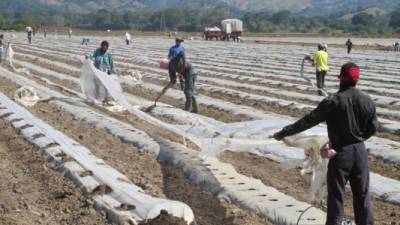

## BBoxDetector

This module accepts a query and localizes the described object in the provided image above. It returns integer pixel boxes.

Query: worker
[27,28,33,44]
[177,59,199,113]
[346,39,353,54]
[68,29,72,38]
[273,62,378,225]
[44,28,47,38]
[0,34,3,63]
[90,41,115,74]
[311,43,329,96]
[125,32,131,45]
[82,38,89,45]
[395,42,399,52]
[90,41,115,104]
[168,37,186,88]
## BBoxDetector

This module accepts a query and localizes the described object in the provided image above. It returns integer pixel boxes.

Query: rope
[296,206,314,225]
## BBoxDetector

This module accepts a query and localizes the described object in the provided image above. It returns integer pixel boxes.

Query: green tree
[351,12,374,26]
[389,8,400,28]
[0,15,4,28]
[270,10,292,28]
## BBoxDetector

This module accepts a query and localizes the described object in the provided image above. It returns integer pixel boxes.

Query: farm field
[0,33,400,225]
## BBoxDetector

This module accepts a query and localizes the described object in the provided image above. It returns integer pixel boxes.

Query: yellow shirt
[314,50,329,72]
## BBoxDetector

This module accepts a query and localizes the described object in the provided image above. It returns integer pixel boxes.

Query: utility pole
[160,10,166,32]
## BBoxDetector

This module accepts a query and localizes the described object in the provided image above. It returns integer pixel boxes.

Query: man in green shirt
[312,43,329,96]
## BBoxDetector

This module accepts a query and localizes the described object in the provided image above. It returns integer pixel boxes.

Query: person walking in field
[27,27,33,44]
[125,32,131,45]
[0,34,4,63]
[89,41,116,104]
[68,29,72,38]
[346,39,353,54]
[44,28,47,38]
[176,59,199,113]
[168,37,186,89]
[310,43,329,96]
[273,62,378,225]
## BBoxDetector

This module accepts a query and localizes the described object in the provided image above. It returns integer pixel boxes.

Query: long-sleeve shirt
[168,44,186,73]
[277,86,379,149]
[90,48,115,74]
[168,44,185,61]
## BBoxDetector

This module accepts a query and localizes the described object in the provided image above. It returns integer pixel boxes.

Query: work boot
[184,96,192,111]
[191,97,199,113]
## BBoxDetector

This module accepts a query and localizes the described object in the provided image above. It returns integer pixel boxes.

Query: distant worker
[177,59,199,113]
[82,38,90,45]
[89,41,115,104]
[311,43,329,96]
[27,27,33,44]
[346,39,353,54]
[44,28,47,38]
[125,32,131,45]
[0,34,3,63]
[68,29,72,38]
[394,42,399,52]
[168,37,186,88]
[273,62,378,225]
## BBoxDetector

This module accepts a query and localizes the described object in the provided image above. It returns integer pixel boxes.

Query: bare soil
[0,76,272,225]
[0,119,110,225]
[219,151,400,225]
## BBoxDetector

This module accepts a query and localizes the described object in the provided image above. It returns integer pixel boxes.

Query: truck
[221,19,243,42]
[203,27,222,40]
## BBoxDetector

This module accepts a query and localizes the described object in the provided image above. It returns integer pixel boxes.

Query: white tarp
[14,86,40,107]
[221,19,243,32]
[80,60,123,103]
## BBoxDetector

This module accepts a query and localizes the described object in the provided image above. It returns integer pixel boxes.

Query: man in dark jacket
[273,62,378,225]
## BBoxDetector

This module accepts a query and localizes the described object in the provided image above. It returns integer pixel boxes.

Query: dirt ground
[0,119,110,225]
[219,151,400,225]
[0,76,272,225]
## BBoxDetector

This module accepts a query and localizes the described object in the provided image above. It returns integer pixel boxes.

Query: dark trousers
[184,73,197,111]
[347,46,352,54]
[326,142,374,225]
[316,70,327,96]
[168,56,184,89]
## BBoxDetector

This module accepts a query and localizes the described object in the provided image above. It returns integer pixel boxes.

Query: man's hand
[272,132,284,141]
[320,142,337,159]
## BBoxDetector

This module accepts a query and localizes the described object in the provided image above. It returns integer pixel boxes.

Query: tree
[270,10,292,28]
[0,15,4,28]
[389,8,400,28]
[351,12,374,26]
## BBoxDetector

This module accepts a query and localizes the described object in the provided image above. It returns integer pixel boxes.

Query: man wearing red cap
[273,62,379,225]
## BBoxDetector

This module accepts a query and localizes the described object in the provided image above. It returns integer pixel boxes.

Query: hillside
[0,0,397,16]
[339,7,389,20]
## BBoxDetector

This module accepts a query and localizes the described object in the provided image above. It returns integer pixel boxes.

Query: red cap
[338,62,360,85]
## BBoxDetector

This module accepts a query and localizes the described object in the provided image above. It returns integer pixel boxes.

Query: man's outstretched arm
[273,98,332,140]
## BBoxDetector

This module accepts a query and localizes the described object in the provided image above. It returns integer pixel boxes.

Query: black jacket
[278,85,379,149]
